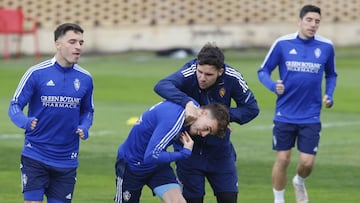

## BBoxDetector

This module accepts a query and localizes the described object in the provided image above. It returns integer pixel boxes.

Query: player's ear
[55,40,61,50]
[218,68,224,76]
[199,109,208,116]
[297,17,302,26]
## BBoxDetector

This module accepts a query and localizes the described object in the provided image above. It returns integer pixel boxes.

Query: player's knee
[161,188,186,203]
[275,155,291,167]
[300,160,314,170]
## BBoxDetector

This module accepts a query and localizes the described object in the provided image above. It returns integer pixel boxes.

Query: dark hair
[197,42,225,70]
[54,23,84,41]
[299,5,321,19]
[202,103,230,138]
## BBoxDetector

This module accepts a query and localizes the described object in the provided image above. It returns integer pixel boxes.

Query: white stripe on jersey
[260,32,297,69]
[225,67,249,92]
[152,111,185,159]
[12,58,55,101]
[74,64,92,76]
[314,34,333,45]
[181,64,196,77]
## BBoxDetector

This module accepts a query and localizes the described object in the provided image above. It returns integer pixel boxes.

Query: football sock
[273,188,285,203]
[293,174,305,185]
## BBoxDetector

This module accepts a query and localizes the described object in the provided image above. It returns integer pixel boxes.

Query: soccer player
[114,101,230,203]
[8,23,94,203]
[257,5,337,203]
[154,43,259,203]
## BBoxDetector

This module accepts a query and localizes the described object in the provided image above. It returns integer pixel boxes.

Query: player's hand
[30,118,38,130]
[76,127,89,140]
[323,94,333,108]
[179,131,194,151]
[275,80,285,95]
[185,101,198,124]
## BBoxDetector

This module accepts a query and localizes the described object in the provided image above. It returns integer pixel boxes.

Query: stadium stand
[0,0,359,55]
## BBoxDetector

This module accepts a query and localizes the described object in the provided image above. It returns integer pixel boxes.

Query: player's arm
[8,70,37,131]
[257,41,282,93]
[8,103,37,130]
[323,45,338,108]
[154,59,197,108]
[77,79,94,140]
[230,79,260,125]
[143,117,191,164]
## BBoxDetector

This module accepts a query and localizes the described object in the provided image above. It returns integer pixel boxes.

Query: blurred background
[1,0,360,57]
[1,1,360,202]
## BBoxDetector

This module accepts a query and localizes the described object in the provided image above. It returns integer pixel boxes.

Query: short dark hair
[299,5,321,19]
[54,23,84,41]
[202,103,230,138]
[197,42,225,70]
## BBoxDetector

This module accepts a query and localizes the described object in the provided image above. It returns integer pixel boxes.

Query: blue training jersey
[8,57,94,168]
[117,101,192,172]
[154,59,259,146]
[258,32,337,123]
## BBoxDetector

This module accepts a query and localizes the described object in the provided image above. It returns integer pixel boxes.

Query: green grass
[1,47,359,203]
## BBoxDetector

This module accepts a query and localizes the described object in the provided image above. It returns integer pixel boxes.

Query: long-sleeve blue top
[258,32,337,123]
[8,57,94,168]
[154,60,259,146]
[117,101,193,172]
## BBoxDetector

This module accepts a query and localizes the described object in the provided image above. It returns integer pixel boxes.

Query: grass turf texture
[0,47,359,202]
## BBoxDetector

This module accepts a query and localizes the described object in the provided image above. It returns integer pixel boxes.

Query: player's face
[196,64,223,90]
[55,30,84,67]
[298,12,321,39]
[188,109,218,137]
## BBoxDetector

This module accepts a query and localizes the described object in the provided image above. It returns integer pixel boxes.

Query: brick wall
[1,0,359,54]
[1,0,359,27]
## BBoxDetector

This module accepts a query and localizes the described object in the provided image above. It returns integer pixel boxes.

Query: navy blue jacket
[154,59,259,146]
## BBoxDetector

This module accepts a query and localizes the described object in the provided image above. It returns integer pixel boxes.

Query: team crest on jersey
[74,78,80,91]
[314,48,321,58]
[123,190,131,201]
[219,87,226,98]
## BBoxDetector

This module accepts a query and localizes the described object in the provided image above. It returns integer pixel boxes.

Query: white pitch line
[0,130,117,140]
[249,120,360,130]
[0,121,359,140]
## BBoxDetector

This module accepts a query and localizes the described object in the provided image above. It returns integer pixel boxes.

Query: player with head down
[114,101,230,203]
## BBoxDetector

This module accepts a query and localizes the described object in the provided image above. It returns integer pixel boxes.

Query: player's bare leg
[292,152,315,203]
[272,150,291,203]
[296,152,315,178]
[162,188,186,203]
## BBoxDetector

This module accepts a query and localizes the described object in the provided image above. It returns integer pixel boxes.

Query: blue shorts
[114,159,180,203]
[20,155,77,202]
[272,121,321,155]
[176,142,238,199]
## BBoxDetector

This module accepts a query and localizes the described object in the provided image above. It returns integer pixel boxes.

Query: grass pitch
[0,47,359,202]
